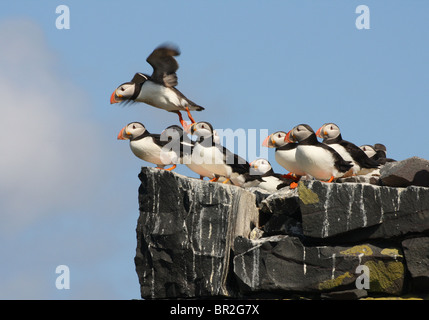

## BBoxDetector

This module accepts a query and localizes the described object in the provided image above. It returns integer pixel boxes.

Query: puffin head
[359,145,377,158]
[286,124,315,143]
[110,73,148,104]
[189,121,214,138]
[160,125,185,143]
[250,158,272,175]
[117,122,147,140]
[110,82,137,104]
[262,131,288,148]
[316,123,341,141]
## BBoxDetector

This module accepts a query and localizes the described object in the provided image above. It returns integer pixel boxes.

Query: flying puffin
[244,158,295,191]
[159,124,217,179]
[286,124,353,182]
[262,131,306,180]
[360,144,396,165]
[110,44,204,129]
[189,121,250,186]
[316,123,379,175]
[117,122,177,170]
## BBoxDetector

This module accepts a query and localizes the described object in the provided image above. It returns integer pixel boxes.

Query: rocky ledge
[134,157,429,299]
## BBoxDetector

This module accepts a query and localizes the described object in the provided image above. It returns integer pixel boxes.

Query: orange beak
[262,135,271,147]
[285,130,292,143]
[117,126,128,140]
[110,91,119,104]
[315,126,323,138]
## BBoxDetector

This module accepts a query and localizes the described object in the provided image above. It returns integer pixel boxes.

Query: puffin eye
[132,125,136,129]
[277,134,281,138]
[120,87,125,91]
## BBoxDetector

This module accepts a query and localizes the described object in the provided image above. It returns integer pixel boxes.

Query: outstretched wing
[146,44,180,87]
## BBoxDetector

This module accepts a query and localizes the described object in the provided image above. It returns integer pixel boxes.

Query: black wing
[150,134,171,148]
[339,140,379,169]
[276,143,298,151]
[146,44,180,87]
[319,142,353,173]
[218,145,250,175]
[130,72,149,83]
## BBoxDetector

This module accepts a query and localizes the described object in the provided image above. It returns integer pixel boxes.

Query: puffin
[110,44,204,129]
[159,124,217,179]
[244,158,295,191]
[262,131,305,180]
[189,121,250,186]
[159,124,193,168]
[316,123,379,175]
[285,124,353,182]
[117,122,176,170]
[360,144,396,165]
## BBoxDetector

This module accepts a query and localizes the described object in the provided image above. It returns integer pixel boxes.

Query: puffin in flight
[110,44,204,129]
[316,123,379,175]
[286,124,353,182]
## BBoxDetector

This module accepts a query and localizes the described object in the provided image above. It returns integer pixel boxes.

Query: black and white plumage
[286,124,353,182]
[262,131,306,178]
[159,124,193,166]
[316,123,379,175]
[160,125,217,179]
[360,144,396,165]
[190,121,250,186]
[117,122,176,170]
[243,158,293,191]
[110,44,204,128]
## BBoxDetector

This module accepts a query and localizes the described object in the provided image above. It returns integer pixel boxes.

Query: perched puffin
[360,144,396,165]
[159,124,193,166]
[244,158,295,191]
[262,131,305,180]
[286,124,353,182]
[316,123,379,175]
[160,124,217,179]
[190,121,250,186]
[110,44,204,128]
[117,122,176,170]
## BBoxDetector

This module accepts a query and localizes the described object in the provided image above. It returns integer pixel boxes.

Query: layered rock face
[135,157,429,299]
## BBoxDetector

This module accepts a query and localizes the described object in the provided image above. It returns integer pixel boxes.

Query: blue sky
[0,1,428,299]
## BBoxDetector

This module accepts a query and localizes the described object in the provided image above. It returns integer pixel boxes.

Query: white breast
[275,148,306,176]
[191,143,231,178]
[295,145,340,180]
[258,176,284,192]
[130,137,172,166]
[186,162,216,179]
[137,82,186,111]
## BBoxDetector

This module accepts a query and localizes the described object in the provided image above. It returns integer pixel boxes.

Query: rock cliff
[134,157,429,299]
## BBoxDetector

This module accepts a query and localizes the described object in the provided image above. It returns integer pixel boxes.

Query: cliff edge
[135,157,429,299]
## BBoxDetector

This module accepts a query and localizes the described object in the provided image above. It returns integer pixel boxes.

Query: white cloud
[0,19,105,234]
